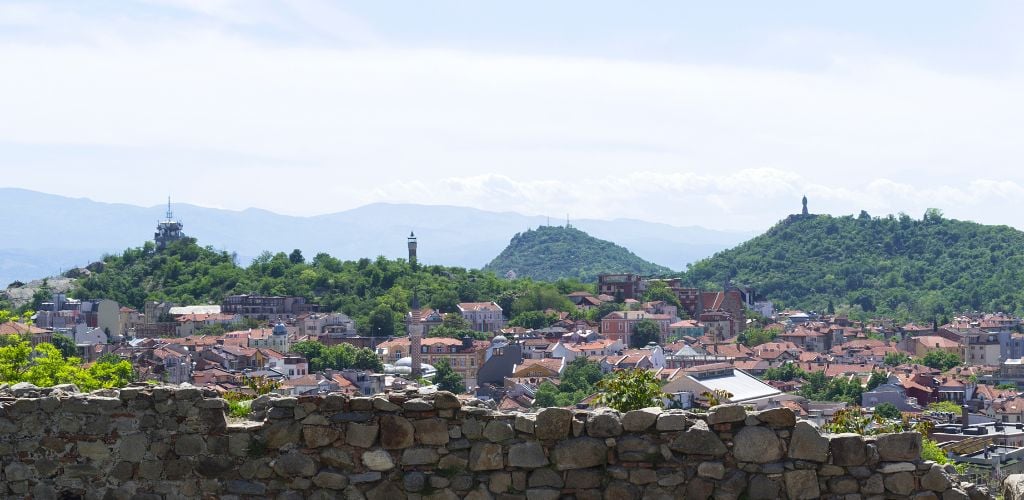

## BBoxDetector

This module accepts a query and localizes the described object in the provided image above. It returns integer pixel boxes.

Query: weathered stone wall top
[0,385,991,499]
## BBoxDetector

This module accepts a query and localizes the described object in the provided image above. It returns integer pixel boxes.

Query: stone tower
[154,197,185,250]
[407,231,417,265]
[802,195,808,215]
[409,292,423,378]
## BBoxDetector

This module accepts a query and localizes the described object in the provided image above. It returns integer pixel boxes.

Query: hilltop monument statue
[802,195,808,215]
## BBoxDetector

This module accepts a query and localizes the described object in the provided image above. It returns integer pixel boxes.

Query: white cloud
[1,2,1023,231]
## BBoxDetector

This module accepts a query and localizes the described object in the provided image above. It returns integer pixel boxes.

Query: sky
[2,1,1024,231]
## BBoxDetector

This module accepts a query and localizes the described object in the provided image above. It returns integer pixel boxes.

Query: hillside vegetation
[69,238,587,335]
[683,210,1024,320]
[483,226,672,282]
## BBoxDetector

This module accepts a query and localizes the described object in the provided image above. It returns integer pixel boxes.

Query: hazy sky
[2,1,1024,231]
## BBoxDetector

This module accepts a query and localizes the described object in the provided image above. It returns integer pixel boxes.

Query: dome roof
[389,357,437,376]
[491,335,508,345]
[272,323,288,335]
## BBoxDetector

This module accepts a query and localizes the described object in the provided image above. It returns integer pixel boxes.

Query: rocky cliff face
[0,383,990,499]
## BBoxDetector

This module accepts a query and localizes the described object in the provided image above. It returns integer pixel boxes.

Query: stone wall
[0,384,991,499]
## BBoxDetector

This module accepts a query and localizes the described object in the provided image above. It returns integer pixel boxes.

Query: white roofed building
[661,362,782,408]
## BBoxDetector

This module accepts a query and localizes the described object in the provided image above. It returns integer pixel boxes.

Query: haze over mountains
[0,188,751,286]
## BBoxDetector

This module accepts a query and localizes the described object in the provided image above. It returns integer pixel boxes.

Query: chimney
[962,405,969,432]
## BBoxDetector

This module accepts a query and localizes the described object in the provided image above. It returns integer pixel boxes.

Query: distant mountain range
[484,226,673,282]
[0,188,752,286]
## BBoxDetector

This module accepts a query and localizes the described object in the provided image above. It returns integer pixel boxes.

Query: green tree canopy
[595,368,665,412]
[630,319,661,348]
[920,350,961,371]
[873,402,901,420]
[432,359,465,394]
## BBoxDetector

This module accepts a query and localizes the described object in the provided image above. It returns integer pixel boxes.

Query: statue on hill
[802,195,808,215]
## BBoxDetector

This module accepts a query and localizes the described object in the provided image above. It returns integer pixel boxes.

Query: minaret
[407,231,418,265]
[409,291,423,378]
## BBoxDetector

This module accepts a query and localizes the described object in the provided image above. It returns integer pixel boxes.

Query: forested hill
[63,238,588,336]
[683,210,1024,320]
[483,226,673,282]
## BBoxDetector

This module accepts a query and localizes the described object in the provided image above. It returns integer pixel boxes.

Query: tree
[701,389,733,407]
[509,311,556,330]
[368,305,397,337]
[642,281,682,309]
[883,352,911,366]
[433,359,465,393]
[928,400,963,414]
[595,302,624,321]
[631,319,661,348]
[763,362,803,381]
[531,358,604,408]
[740,326,779,347]
[533,381,560,408]
[291,340,383,373]
[921,350,961,371]
[288,249,305,265]
[595,369,665,412]
[866,371,889,391]
[874,402,901,420]
[50,333,77,359]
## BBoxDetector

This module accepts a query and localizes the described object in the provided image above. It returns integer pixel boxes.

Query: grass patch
[227,399,252,418]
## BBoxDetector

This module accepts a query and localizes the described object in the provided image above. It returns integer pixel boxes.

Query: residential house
[0,321,53,345]
[600,311,673,346]
[511,358,565,379]
[174,312,240,337]
[566,292,604,311]
[904,335,962,359]
[299,312,356,337]
[861,383,922,412]
[457,302,507,333]
[668,320,705,340]
[279,374,338,396]
[778,326,829,352]
[546,339,623,363]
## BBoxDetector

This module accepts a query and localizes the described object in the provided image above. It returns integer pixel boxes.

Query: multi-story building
[965,330,1003,366]
[597,274,646,301]
[221,295,319,320]
[299,312,356,337]
[456,302,506,333]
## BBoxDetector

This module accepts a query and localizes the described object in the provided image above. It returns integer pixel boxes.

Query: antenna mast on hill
[566,213,571,229]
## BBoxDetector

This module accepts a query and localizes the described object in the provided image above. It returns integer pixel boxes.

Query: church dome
[272,323,288,336]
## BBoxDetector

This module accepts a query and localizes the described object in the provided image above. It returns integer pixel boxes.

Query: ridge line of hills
[0,188,750,286]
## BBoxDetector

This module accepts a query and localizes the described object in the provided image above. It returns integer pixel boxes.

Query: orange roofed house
[600,311,673,346]
[376,336,489,390]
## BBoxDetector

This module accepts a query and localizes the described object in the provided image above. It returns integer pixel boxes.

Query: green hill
[483,226,673,282]
[683,210,1024,320]
[62,237,588,336]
